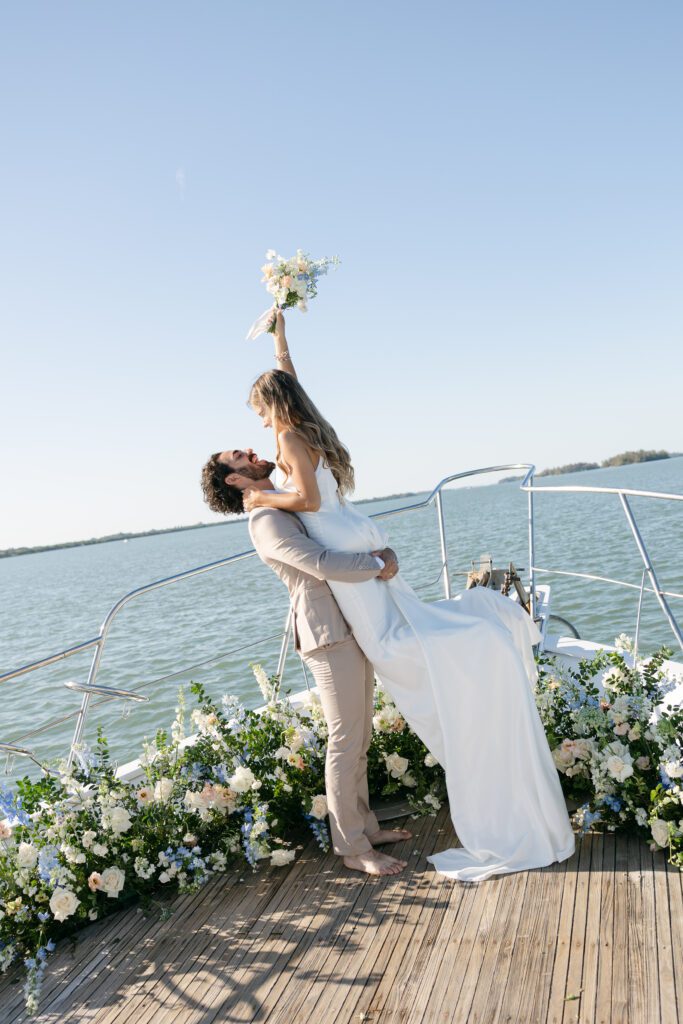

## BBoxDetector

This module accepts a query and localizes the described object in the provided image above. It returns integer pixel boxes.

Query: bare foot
[343,849,407,875]
[366,827,413,845]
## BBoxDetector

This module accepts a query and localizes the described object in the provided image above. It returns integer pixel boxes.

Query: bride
[241,311,575,882]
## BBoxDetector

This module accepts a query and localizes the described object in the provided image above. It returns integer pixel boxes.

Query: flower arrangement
[0,666,437,1013]
[534,635,683,859]
[244,248,341,340]
[1,644,681,1013]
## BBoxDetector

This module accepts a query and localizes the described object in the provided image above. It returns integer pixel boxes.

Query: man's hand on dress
[373,547,399,581]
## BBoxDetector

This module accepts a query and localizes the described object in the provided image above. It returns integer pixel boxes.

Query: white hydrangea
[602,666,629,692]
[16,843,39,869]
[229,766,257,793]
[602,741,634,782]
[101,806,132,835]
[271,848,296,867]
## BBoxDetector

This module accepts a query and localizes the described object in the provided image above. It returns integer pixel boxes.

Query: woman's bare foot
[343,849,407,875]
[366,827,413,845]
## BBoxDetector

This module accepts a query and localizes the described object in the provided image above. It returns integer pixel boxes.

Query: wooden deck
[2,803,682,1024]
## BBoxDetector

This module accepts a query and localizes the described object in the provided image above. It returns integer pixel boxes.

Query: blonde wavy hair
[248,370,355,495]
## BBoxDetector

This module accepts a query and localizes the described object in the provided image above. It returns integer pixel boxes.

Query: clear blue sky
[2,2,681,548]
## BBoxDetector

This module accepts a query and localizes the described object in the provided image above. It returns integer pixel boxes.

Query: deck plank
[546,834,582,1024]
[569,832,603,1024]
[263,807,448,1023]
[595,833,616,1024]
[667,853,683,1023]
[611,829,630,1024]
[1,826,681,1024]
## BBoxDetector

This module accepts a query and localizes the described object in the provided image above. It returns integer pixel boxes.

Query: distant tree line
[499,449,678,483]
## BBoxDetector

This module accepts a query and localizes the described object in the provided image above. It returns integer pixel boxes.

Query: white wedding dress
[278,459,575,882]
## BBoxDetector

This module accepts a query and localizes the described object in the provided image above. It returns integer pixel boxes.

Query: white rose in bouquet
[229,765,257,793]
[100,865,126,897]
[16,842,39,869]
[651,818,670,848]
[102,805,133,834]
[309,794,328,820]
[153,778,175,803]
[49,887,80,922]
[385,752,410,779]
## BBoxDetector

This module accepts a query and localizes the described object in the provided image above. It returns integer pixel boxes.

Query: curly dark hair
[200,452,244,515]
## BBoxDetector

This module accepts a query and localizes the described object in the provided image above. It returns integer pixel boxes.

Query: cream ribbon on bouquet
[245,248,341,341]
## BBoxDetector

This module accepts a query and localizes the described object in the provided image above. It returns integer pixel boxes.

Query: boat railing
[518,466,683,660]
[1,461,682,775]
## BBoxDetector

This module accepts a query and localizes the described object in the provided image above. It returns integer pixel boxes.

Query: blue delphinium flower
[305,814,330,851]
[37,846,60,883]
[0,784,32,827]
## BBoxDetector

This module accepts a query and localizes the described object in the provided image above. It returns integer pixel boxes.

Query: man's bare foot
[343,849,407,875]
[366,827,413,845]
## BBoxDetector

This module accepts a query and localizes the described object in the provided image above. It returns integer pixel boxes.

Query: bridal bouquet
[244,248,341,341]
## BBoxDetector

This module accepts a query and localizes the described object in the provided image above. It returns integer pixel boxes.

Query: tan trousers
[302,636,380,856]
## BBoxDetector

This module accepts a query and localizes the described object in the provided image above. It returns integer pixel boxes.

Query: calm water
[1,459,682,785]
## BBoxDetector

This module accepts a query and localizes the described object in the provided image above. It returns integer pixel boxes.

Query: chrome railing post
[274,608,293,693]
[435,490,452,599]
[527,468,536,620]
[633,569,647,664]
[66,639,105,770]
[618,493,683,653]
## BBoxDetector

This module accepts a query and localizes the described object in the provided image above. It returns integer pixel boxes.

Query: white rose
[402,772,418,788]
[229,766,256,793]
[153,778,175,803]
[49,887,80,922]
[424,753,439,768]
[384,753,409,778]
[102,806,132,835]
[92,842,108,857]
[651,818,670,848]
[664,760,683,779]
[605,755,633,783]
[309,795,328,820]
[81,830,97,849]
[271,848,296,867]
[100,866,126,897]
[16,842,39,869]
[0,821,12,840]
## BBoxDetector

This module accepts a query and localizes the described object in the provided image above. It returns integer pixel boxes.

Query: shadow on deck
[1,803,681,1024]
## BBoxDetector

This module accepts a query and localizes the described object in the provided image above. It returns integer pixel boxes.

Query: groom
[201,447,412,876]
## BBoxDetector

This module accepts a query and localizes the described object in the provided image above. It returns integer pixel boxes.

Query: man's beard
[239,460,276,481]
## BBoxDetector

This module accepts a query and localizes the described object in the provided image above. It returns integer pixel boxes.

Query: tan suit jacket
[248,506,382,655]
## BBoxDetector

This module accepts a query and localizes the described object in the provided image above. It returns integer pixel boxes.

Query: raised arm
[243,430,321,513]
[272,310,298,380]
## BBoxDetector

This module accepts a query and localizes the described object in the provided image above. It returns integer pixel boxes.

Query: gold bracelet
[276,349,290,361]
